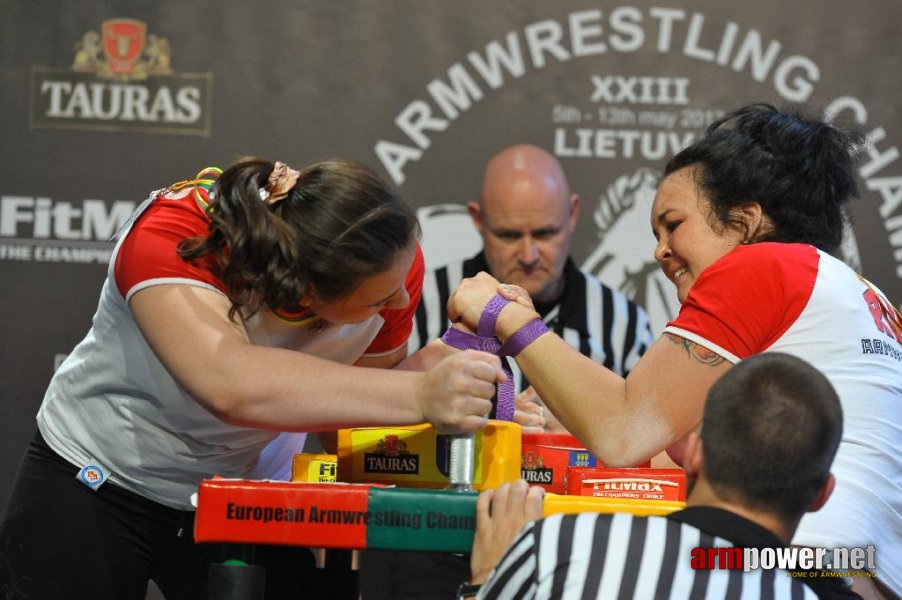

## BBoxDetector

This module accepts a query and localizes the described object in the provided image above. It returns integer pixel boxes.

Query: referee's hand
[469,480,545,585]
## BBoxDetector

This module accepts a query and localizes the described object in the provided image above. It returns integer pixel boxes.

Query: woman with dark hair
[0,158,503,599]
[449,104,901,597]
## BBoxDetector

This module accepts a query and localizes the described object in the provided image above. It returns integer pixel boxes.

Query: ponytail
[178,158,417,320]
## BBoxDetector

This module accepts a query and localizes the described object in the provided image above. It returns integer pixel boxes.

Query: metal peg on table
[447,432,476,492]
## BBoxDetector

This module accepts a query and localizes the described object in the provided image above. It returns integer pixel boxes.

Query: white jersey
[665,242,902,595]
[38,182,423,510]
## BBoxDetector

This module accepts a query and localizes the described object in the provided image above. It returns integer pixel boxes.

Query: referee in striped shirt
[467,353,859,599]
[409,144,655,431]
[359,145,656,599]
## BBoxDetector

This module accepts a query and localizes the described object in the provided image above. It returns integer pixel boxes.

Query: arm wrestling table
[194,421,686,598]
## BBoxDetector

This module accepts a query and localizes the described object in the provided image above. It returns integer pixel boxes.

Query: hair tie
[261,161,300,206]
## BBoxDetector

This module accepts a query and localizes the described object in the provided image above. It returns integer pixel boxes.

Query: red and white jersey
[38,184,424,510]
[666,242,902,593]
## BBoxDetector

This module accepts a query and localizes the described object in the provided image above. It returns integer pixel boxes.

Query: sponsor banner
[29,19,212,135]
[194,479,371,549]
[195,478,479,552]
[0,195,137,264]
[194,477,684,552]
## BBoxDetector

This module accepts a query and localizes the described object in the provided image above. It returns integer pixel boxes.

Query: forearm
[191,343,429,431]
[446,276,703,463]
[512,336,646,464]
[131,284,438,432]
[495,302,664,466]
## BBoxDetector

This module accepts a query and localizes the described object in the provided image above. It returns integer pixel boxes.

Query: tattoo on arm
[664,333,725,366]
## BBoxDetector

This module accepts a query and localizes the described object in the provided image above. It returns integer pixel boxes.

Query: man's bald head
[481,144,572,211]
[469,145,579,304]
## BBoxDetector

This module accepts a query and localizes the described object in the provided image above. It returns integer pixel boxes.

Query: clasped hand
[447,272,535,332]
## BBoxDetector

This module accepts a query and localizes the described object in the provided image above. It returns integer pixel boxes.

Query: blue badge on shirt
[76,463,110,491]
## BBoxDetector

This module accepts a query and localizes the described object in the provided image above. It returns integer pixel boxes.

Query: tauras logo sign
[30,18,212,135]
[364,435,420,475]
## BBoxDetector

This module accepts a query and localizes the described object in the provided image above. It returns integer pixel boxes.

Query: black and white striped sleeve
[477,512,820,600]
[477,521,540,599]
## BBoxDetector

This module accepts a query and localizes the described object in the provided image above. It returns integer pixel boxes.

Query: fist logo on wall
[581,168,679,332]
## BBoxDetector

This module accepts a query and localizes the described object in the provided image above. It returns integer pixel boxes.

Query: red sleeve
[114,194,227,299]
[365,243,425,355]
[665,243,819,361]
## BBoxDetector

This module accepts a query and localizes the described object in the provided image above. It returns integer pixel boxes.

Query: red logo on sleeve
[862,287,902,342]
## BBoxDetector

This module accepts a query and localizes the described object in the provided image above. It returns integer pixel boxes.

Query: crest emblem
[103,19,146,75]
[72,18,172,81]
[521,450,543,469]
[375,434,409,457]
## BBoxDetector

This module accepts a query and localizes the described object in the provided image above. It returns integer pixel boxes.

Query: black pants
[0,431,321,600]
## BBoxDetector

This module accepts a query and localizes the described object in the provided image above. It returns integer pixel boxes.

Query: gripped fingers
[460,349,507,383]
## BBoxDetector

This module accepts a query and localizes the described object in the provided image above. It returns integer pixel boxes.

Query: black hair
[664,103,865,253]
[178,158,419,319]
[700,352,843,522]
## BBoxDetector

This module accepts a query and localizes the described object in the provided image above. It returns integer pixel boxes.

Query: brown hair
[178,158,419,319]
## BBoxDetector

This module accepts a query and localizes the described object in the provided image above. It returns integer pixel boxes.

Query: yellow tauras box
[337,421,521,490]
[291,453,338,483]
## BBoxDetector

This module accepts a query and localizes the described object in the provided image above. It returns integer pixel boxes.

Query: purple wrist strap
[440,326,514,421]
[440,327,501,355]
[499,318,550,357]
[439,294,548,422]
[477,294,510,337]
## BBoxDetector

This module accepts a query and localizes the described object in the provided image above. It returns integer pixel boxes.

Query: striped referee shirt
[410,253,656,389]
[478,507,858,600]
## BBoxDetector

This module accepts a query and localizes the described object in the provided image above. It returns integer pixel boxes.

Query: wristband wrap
[477,294,511,337]
[499,318,550,357]
[440,327,501,355]
[438,293,524,422]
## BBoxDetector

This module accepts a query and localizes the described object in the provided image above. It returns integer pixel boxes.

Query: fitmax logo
[0,196,135,241]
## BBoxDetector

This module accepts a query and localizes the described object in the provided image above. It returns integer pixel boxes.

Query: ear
[567,194,580,231]
[682,431,704,480]
[467,200,484,234]
[734,202,765,243]
[806,474,835,513]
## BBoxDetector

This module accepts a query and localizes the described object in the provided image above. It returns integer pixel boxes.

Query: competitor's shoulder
[696,242,819,293]
[115,186,219,298]
[136,186,210,234]
[717,241,818,268]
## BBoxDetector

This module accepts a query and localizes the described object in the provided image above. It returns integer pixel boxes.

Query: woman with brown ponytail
[0,158,504,599]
